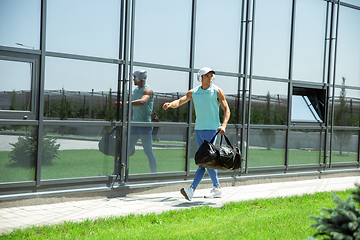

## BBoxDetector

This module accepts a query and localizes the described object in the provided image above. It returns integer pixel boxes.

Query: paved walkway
[1,176,360,234]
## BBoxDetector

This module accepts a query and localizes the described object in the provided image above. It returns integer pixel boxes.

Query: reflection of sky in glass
[342,0,360,6]
[292,0,326,82]
[194,0,242,72]
[0,0,41,49]
[44,57,118,92]
[0,59,31,91]
[252,0,292,78]
[46,0,120,58]
[0,1,359,95]
[336,6,360,87]
[291,95,321,122]
[133,0,192,67]
[252,79,288,96]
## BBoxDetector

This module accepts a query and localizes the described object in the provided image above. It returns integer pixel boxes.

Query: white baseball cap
[197,67,215,82]
[133,70,147,82]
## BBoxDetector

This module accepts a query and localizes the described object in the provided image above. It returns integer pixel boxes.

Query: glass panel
[42,125,115,179]
[342,1,360,7]
[0,59,32,111]
[46,0,120,58]
[335,6,360,87]
[44,57,118,121]
[331,130,358,162]
[0,125,36,183]
[291,96,322,123]
[251,80,288,125]
[133,0,192,67]
[289,130,322,165]
[248,129,286,167]
[292,0,327,82]
[129,126,187,174]
[332,86,360,127]
[0,0,41,49]
[139,68,189,123]
[252,0,292,78]
[194,0,243,72]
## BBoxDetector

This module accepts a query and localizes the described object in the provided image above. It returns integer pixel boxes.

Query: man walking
[162,67,230,200]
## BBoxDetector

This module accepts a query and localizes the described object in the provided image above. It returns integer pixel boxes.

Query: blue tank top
[192,84,220,130]
[132,85,153,122]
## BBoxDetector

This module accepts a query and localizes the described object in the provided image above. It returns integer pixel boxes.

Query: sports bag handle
[212,130,234,148]
[209,130,221,144]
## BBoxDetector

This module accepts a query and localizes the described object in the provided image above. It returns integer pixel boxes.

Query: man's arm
[116,88,152,107]
[131,88,153,107]
[162,89,193,110]
[217,88,230,135]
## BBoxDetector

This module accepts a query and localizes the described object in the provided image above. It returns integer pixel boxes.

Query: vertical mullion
[35,0,47,187]
[123,0,134,182]
[237,0,246,174]
[185,0,197,176]
[285,0,296,170]
[242,0,253,174]
[329,0,341,168]
[328,0,340,168]
[115,0,125,180]
[323,2,330,168]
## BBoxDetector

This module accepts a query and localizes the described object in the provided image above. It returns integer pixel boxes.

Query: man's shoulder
[192,85,202,93]
[212,84,220,90]
[143,85,153,93]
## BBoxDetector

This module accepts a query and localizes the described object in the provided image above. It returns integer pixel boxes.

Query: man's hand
[162,102,171,110]
[114,101,122,107]
[217,126,226,135]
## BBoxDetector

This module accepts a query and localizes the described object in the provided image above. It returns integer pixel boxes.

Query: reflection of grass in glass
[0,148,357,183]
[128,149,185,174]
[328,151,358,163]
[0,149,186,182]
[288,149,320,165]
[240,148,357,167]
[0,151,35,182]
[248,148,286,167]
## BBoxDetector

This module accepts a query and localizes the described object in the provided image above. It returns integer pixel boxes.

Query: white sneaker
[204,188,222,198]
[180,188,194,201]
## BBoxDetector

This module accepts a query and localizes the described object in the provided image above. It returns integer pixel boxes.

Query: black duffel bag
[98,128,117,156]
[195,131,241,171]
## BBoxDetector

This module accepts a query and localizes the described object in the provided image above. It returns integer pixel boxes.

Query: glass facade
[0,0,359,197]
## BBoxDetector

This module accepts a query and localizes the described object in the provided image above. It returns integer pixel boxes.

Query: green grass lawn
[247,148,358,167]
[0,189,354,239]
[0,147,357,183]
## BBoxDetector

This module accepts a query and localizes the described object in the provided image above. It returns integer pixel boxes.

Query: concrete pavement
[1,175,360,235]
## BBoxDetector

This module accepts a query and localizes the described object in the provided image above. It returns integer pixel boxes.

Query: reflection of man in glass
[116,70,157,173]
[151,111,160,141]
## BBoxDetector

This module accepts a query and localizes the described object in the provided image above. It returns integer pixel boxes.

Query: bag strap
[210,130,220,144]
[223,134,233,147]
[110,127,117,134]
[217,131,235,147]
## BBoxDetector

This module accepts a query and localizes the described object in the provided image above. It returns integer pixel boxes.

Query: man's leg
[139,127,157,173]
[190,130,219,190]
[128,127,140,156]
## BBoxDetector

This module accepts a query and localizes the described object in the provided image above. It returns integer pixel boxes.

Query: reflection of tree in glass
[59,88,68,135]
[104,88,116,122]
[333,77,353,156]
[259,92,276,150]
[9,90,18,110]
[9,128,60,167]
